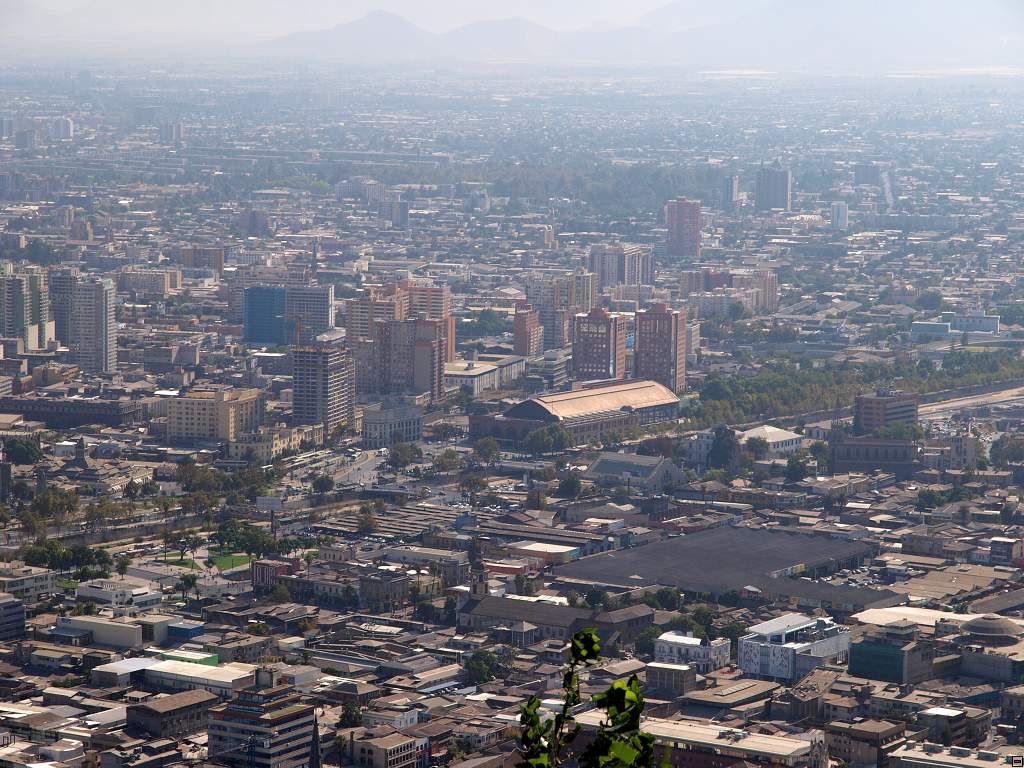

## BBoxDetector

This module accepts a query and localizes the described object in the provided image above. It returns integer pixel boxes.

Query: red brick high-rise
[573,307,626,382]
[634,303,687,393]
[513,305,544,357]
[665,197,701,260]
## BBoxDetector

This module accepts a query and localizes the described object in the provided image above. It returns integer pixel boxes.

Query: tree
[728,301,748,321]
[311,475,334,495]
[517,628,652,768]
[785,455,809,483]
[4,438,42,465]
[432,449,461,473]
[585,588,609,608]
[718,622,749,657]
[340,701,362,727]
[526,489,547,510]
[707,426,740,471]
[524,423,574,457]
[633,626,661,656]
[745,436,770,460]
[459,473,487,496]
[809,441,829,467]
[387,442,422,470]
[473,437,501,465]
[124,481,140,503]
[270,582,292,603]
[116,555,131,579]
[654,587,680,611]
[178,573,198,601]
[557,474,583,499]
[915,291,945,311]
[466,649,498,683]
[356,506,378,535]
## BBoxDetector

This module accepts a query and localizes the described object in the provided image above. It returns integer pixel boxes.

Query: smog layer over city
[0,3,1024,768]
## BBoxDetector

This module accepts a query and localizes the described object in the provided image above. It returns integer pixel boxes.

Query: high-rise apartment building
[680,267,779,314]
[48,266,79,345]
[344,283,410,343]
[831,200,849,230]
[634,303,687,393]
[665,197,702,260]
[68,276,116,373]
[525,270,597,350]
[755,160,792,211]
[292,344,355,439]
[345,279,454,364]
[571,269,597,313]
[354,318,446,402]
[721,174,740,210]
[573,307,626,382]
[0,266,53,349]
[406,280,455,362]
[513,305,544,357]
[586,244,654,290]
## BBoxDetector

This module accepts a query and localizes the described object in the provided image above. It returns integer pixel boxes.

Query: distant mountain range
[0,0,1022,72]
[267,1,1024,72]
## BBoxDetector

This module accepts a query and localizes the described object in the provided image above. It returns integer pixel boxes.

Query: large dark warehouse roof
[552,526,899,609]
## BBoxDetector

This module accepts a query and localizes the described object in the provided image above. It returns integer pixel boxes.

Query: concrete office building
[283,284,334,343]
[738,613,851,682]
[573,307,626,381]
[167,388,263,445]
[208,668,315,768]
[0,593,24,639]
[292,344,355,438]
[634,303,687,393]
[243,286,288,344]
[0,561,54,603]
[361,402,423,448]
[586,243,654,290]
[854,389,920,434]
[755,160,792,211]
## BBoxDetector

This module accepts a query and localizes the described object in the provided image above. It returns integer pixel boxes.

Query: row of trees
[690,349,1024,428]
[22,539,117,580]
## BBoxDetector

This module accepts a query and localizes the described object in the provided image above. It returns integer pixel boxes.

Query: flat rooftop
[554,526,876,596]
[576,711,811,759]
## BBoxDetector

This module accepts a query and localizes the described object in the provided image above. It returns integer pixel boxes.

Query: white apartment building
[654,630,731,674]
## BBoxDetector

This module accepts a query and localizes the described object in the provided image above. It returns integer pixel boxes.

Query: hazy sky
[12,0,674,38]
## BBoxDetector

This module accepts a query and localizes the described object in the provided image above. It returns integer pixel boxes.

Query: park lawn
[55,577,78,590]
[213,553,251,570]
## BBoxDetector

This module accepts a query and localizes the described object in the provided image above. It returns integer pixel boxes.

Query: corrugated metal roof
[526,380,678,420]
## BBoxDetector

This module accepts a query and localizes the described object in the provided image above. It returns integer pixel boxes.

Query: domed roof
[962,614,1023,639]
